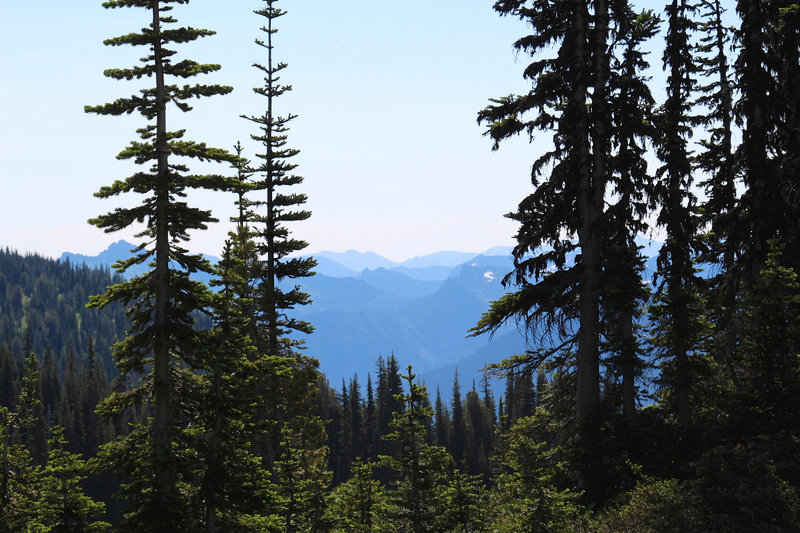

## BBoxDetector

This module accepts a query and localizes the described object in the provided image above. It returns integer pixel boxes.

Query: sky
[0,0,542,263]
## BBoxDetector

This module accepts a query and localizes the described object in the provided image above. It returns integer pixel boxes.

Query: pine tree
[349,375,364,460]
[376,355,404,459]
[695,0,737,265]
[33,425,110,532]
[326,459,385,532]
[601,5,659,426]
[487,417,581,533]
[437,469,486,532]
[193,237,277,532]
[238,1,325,487]
[243,0,316,357]
[434,388,450,450]
[380,366,451,533]
[0,352,44,530]
[474,2,612,496]
[729,239,800,438]
[81,337,109,460]
[364,374,377,460]
[275,423,332,532]
[85,0,234,527]
[733,0,800,280]
[650,0,706,432]
[59,348,85,455]
[450,370,467,466]
[692,0,741,429]
[465,388,492,478]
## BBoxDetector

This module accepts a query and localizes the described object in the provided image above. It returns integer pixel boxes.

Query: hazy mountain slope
[359,268,443,298]
[389,265,453,281]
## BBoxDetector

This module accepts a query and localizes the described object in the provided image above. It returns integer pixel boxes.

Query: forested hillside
[0,248,126,376]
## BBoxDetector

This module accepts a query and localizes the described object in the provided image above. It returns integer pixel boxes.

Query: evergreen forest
[2,0,800,531]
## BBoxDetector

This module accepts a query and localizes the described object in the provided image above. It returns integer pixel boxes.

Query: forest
[1,0,800,530]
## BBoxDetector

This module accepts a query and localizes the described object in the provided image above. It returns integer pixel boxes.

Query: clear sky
[1,0,543,263]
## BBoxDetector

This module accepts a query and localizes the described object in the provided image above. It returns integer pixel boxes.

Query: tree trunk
[622,305,637,426]
[151,0,177,509]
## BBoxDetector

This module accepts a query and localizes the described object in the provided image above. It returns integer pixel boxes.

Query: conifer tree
[601,5,659,426]
[33,425,110,532]
[193,238,278,532]
[695,0,736,265]
[243,0,316,357]
[650,0,705,432]
[729,240,800,438]
[238,0,325,484]
[376,355,403,459]
[81,337,109,460]
[0,343,16,409]
[59,348,85,455]
[364,375,377,459]
[434,388,450,450]
[349,375,364,459]
[474,4,610,494]
[733,0,800,279]
[274,423,332,532]
[438,469,486,532]
[326,459,385,532]
[85,0,234,527]
[0,353,44,530]
[380,366,451,532]
[487,417,581,532]
[450,370,467,466]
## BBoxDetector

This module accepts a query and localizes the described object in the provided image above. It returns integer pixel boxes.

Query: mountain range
[59,238,668,396]
[59,242,523,395]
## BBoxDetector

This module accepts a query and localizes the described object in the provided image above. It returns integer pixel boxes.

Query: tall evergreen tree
[326,459,385,532]
[237,1,326,486]
[695,0,737,263]
[650,0,705,432]
[243,0,316,357]
[450,370,467,466]
[85,0,234,527]
[733,0,800,280]
[193,237,277,532]
[434,388,450,450]
[474,2,613,496]
[601,5,659,426]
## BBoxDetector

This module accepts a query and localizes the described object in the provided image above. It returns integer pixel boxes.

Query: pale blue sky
[1,1,737,263]
[1,0,539,262]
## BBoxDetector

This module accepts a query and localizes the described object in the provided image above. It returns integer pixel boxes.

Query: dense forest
[2,0,800,530]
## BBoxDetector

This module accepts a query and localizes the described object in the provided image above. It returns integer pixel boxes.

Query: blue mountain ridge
[58,238,669,398]
[59,241,526,394]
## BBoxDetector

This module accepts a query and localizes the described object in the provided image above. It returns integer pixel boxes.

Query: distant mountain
[313,249,490,277]
[312,256,359,278]
[390,265,453,281]
[61,240,219,284]
[399,251,479,269]
[291,253,527,388]
[359,268,442,298]
[61,240,137,271]
[482,245,514,257]
[57,239,664,397]
[314,250,397,272]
